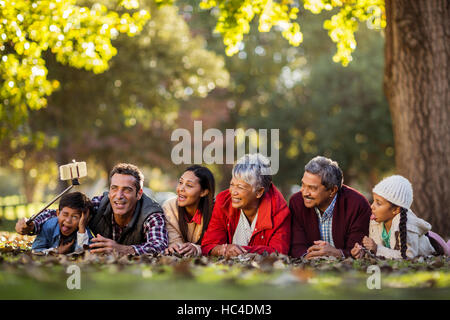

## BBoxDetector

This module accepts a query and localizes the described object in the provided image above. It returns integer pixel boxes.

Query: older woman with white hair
[201,153,291,257]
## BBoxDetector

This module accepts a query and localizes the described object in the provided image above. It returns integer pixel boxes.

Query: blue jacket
[31,216,93,253]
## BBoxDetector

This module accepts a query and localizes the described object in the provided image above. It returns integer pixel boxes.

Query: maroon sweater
[289,185,371,258]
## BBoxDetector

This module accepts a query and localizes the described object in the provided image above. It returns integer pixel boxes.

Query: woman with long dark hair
[163,165,215,257]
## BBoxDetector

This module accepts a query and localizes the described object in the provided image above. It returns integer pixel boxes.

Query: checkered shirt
[314,194,337,246]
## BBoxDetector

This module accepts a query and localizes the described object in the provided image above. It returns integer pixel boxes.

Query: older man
[16,163,168,255]
[201,153,291,257]
[289,156,371,259]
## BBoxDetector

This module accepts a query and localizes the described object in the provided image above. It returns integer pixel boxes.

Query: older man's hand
[305,240,342,259]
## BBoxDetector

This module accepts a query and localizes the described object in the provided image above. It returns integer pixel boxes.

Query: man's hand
[362,236,377,254]
[15,218,34,235]
[78,209,90,234]
[224,244,247,257]
[351,242,364,259]
[58,238,75,254]
[89,234,135,255]
[305,240,342,259]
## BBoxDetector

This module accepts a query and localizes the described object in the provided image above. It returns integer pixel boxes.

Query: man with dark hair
[289,156,371,258]
[16,163,168,255]
[109,163,144,192]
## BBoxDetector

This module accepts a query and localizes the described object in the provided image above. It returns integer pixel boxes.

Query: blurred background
[0,1,395,230]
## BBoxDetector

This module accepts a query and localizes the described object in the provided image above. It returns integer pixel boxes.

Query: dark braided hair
[399,207,408,259]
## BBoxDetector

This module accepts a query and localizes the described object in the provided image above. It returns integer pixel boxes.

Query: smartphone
[59,161,87,180]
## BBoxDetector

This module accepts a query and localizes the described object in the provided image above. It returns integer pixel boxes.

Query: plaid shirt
[314,194,337,246]
[32,194,167,255]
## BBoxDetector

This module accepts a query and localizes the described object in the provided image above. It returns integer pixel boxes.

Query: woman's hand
[165,243,199,257]
[224,244,247,257]
[165,243,182,255]
[177,243,199,257]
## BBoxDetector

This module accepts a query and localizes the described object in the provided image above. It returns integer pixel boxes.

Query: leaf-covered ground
[0,232,449,299]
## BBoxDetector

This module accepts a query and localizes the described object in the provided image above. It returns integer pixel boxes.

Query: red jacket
[289,185,371,258]
[201,184,291,255]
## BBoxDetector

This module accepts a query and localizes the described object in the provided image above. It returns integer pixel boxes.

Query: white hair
[232,153,272,192]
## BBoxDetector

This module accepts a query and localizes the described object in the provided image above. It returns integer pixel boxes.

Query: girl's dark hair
[177,165,215,244]
[399,207,408,259]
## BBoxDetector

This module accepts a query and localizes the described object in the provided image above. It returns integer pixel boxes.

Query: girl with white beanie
[351,175,449,259]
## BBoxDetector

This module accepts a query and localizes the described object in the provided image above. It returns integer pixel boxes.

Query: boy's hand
[362,236,377,254]
[58,238,75,254]
[15,218,34,235]
[78,209,90,234]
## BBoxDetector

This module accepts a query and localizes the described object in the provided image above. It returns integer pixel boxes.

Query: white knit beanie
[372,175,413,209]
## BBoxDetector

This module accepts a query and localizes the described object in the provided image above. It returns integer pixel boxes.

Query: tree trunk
[384,0,449,237]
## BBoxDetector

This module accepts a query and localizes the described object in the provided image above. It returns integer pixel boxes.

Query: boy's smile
[57,207,82,236]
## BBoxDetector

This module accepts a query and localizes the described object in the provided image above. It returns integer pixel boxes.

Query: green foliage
[1,2,229,189]
[198,0,385,66]
[288,15,393,187]
[43,3,228,170]
[0,0,392,199]
[0,169,21,196]
[310,0,386,66]
[0,0,150,140]
[199,0,302,56]
[182,2,393,193]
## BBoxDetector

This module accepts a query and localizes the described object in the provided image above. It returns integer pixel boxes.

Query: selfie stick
[26,160,86,225]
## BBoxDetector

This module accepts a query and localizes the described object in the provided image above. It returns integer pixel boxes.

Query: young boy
[30,192,94,254]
